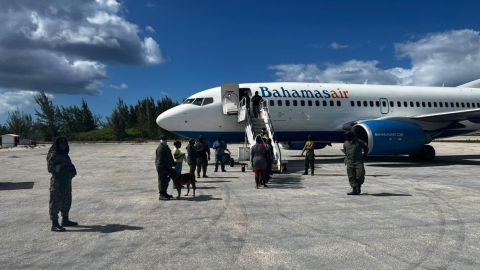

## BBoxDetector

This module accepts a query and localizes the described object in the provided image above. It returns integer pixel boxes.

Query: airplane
[156,79,480,162]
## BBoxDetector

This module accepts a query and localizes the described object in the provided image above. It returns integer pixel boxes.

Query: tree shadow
[0,182,34,190]
[362,193,412,197]
[70,224,144,233]
[268,175,304,189]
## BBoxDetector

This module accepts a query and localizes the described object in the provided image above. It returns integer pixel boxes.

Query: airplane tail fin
[457,78,480,88]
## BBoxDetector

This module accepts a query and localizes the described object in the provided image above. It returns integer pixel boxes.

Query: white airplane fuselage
[156,83,480,144]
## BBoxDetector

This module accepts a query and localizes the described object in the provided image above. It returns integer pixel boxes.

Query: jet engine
[351,120,431,155]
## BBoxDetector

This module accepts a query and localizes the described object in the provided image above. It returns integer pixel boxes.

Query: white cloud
[0,90,54,114]
[0,0,165,97]
[160,91,169,96]
[109,83,128,89]
[147,2,156,8]
[330,42,349,49]
[269,29,480,87]
[146,26,156,34]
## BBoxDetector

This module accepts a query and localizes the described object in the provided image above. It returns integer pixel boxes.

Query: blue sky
[1,0,480,123]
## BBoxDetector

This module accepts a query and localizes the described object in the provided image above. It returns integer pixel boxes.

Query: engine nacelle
[352,120,429,155]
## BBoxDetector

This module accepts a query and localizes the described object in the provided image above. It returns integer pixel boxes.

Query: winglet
[458,78,480,88]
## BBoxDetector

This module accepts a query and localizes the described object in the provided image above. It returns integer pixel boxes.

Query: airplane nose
[156,109,179,131]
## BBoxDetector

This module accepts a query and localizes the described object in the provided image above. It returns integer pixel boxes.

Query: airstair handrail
[260,100,283,169]
[242,97,255,147]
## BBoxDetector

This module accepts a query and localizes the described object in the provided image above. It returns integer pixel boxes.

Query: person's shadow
[69,224,143,233]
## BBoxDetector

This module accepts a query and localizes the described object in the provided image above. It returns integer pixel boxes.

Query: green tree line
[0,91,181,142]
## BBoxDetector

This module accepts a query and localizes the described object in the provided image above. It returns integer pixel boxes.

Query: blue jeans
[173,162,182,189]
[215,154,225,171]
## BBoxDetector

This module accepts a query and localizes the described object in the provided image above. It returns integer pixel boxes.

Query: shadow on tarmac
[195,186,217,189]
[0,182,34,190]
[71,224,144,233]
[268,175,304,189]
[202,177,238,179]
[178,194,222,201]
[362,193,412,197]
[199,180,232,183]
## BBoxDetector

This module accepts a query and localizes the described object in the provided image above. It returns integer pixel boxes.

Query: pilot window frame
[293,100,298,106]
[308,100,313,106]
[277,100,282,106]
[202,97,214,106]
[270,100,274,106]
[192,98,204,106]
[285,100,290,106]
[183,99,195,104]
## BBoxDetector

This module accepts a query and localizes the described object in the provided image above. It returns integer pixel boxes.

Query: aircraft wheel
[242,166,245,172]
[422,145,435,161]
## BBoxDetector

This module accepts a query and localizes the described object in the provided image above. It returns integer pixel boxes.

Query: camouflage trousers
[188,161,197,174]
[49,177,72,221]
[305,154,315,172]
[196,157,208,176]
[156,165,170,195]
[346,163,365,188]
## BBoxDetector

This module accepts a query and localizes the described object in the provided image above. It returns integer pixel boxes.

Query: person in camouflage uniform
[156,135,175,200]
[301,135,316,176]
[47,137,78,232]
[343,131,369,195]
[195,135,210,178]
[186,139,198,174]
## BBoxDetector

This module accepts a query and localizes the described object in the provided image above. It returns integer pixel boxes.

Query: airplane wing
[389,108,480,122]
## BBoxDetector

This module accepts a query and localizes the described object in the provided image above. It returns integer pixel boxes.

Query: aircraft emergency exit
[156,79,480,161]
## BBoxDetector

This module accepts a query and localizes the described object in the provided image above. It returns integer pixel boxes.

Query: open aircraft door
[379,98,389,114]
[221,82,240,115]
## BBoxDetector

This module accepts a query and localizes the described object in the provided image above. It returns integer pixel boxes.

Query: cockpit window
[183,99,194,104]
[192,98,204,106]
[203,98,214,106]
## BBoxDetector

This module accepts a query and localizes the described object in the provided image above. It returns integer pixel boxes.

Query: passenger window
[472,103,476,108]
[183,99,194,104]
[301,100,305,106]
[477,103,480,107]
[376,101,380,107]
[397,101,401,107]
[363,101,367,107]
[382,101,386,107]
[445,102,449,108]
[427,102,431,107]
[410,101,414,107]
[416,102,420,107]
[422,102,426,107]
[404,101,408,107]
[323,100,327,106]
[456,102,459,107]
[285,100,290,106]
[293,100,298,106]
[467,103,471,108]
[193,98,204,106]
[390,101,394,107]
[461,102,465,108]
[337,101,341,106]
[357,101,361,107]
[203,98,214,106]
[270,100,274,106]
[278,100,282,106]
[439,102,443,108]
[451,102,454,107]
[308,100,312,106]
[330,100,334,106]
[351,101,355,107]
[433,102,437,107]
[370,101,374,107]
[315,100,320,106]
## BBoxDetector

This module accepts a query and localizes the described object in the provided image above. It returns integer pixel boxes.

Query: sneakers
[61,216,78,227]
[347,188,359,195]
[203,175,209,178]
[214,170,218,172]
[51,220,66,232]
[159,195,170,200]
[302,171,308,175]
[222,170,227,172]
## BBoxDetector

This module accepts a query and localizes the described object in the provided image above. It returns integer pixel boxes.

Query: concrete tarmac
[1,141,479,269]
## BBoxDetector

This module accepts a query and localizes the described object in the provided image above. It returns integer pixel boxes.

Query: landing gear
[409,145,436,161]
[229,158,235,167]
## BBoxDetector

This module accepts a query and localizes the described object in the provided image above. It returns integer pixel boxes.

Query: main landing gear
[409,145,436,161]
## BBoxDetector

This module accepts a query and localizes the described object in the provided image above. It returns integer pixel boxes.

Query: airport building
[1,134,19,147]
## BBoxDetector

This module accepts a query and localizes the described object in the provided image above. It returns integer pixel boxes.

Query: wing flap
[409,108,480,122]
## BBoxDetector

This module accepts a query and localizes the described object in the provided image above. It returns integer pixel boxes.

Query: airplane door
[221,83,240,115]
[380,98,389,114]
